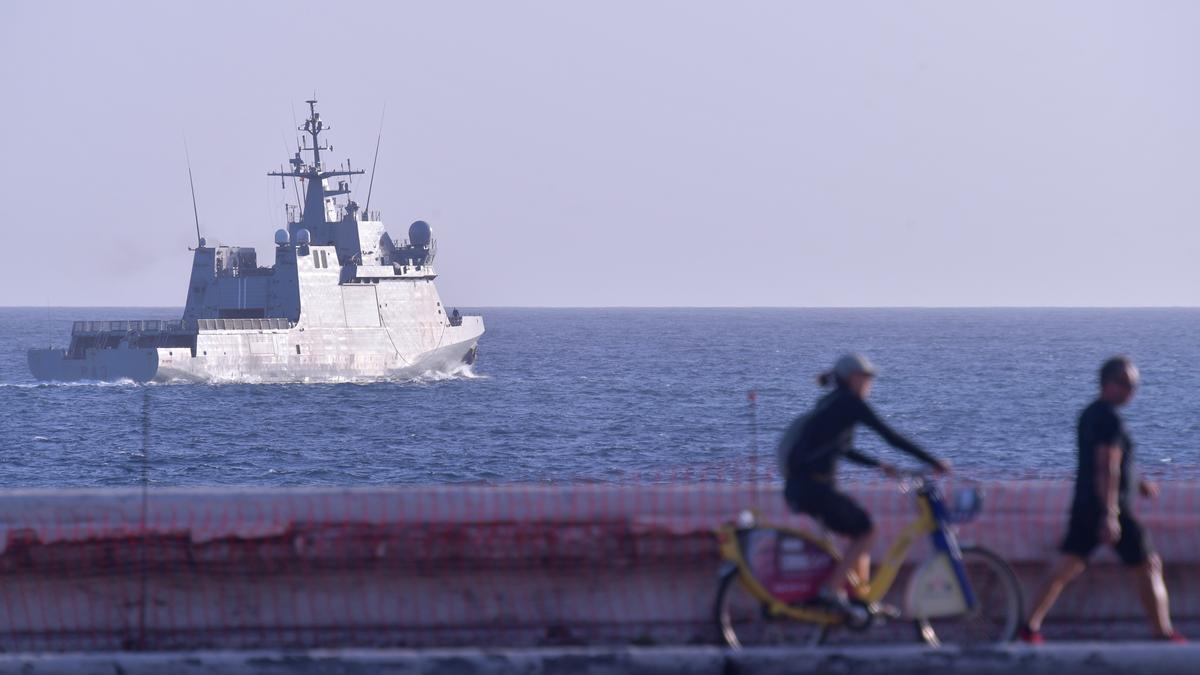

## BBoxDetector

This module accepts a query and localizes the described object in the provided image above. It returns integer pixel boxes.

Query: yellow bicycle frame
[716,492,939,625]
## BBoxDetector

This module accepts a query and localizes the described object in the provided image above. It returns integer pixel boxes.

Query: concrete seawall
[0,482,1195,650]
[1,645,1199,675]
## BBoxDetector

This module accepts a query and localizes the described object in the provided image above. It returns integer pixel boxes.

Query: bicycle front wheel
[915,545,1023,647]
[714,567,827,649]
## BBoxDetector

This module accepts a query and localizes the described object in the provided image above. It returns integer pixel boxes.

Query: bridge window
[320,250,329,268]
[295,345,301,355]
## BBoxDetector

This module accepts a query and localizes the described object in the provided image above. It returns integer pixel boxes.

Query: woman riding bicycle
[780,353,949,613]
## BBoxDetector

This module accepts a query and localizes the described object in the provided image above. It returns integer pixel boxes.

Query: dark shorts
[1061,504,1153,567]
[784,477,873,538]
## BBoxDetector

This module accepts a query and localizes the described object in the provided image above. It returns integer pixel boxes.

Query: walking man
[1020,356,1185,643]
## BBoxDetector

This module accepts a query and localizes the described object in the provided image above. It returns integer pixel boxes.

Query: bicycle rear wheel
[715,567,828,649]
[915,545,1023,646]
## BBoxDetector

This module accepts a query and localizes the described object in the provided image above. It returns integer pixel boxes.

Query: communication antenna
[281,135,303,219]
[184,137,203,247]
[288,104,305,217]
[364,103,386,217]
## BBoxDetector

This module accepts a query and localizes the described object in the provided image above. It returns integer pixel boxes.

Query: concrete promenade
[0,644,1196,674]
[0,482,1196,649]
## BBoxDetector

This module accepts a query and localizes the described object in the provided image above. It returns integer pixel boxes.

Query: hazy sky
[2,1,1198,307]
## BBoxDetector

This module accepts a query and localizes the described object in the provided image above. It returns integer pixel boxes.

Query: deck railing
[71,320,189,335]
[196,318,292,331]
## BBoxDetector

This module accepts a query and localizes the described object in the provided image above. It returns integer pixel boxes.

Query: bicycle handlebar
[896,472,928,493]
[896,470,984,498]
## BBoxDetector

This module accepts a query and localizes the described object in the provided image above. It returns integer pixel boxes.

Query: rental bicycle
[714,473,1023,647]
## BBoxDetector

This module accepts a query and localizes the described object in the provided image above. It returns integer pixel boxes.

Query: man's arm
[1139,478,1160,499]
[855,399,943,469]
[844,448,880,468]
[1095,443,1122,542]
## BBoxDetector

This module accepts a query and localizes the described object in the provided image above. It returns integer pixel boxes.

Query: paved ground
[0,643,1195,674]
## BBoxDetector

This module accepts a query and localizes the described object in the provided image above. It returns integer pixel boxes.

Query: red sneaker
[1163,632,1188,644]
[1017,626,1044,645]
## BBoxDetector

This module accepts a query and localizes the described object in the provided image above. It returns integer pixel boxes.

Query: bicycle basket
[946,487,983,524]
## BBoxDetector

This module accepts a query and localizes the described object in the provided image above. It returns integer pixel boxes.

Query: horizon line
[4,304,1200,311]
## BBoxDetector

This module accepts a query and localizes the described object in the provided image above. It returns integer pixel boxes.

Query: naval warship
[28,100,484,382]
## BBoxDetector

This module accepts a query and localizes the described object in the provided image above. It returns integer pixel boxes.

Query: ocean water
[0,307,1197,487]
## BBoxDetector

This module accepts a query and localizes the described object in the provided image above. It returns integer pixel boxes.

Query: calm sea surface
[0,308,1197,487]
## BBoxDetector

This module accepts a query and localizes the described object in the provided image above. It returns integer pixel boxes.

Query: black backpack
[776,395,841,478]
[775,413,811,477]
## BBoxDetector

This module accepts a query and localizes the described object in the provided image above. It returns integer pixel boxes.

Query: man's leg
[1115,512,1174,638]
[1132,553,1173,638]
[815,488,875,598]
[828,529,874,595]
[1026,555,1087,632]
[852,550,871,591]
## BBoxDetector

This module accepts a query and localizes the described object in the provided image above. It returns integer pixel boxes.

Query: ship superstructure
[28,100,484,382]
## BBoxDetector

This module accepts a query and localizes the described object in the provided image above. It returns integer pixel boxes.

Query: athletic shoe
[816,587,856,617]
[868,601,902,620]
[1017,625,1044,645]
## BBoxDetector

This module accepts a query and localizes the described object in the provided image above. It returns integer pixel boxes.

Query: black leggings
[785,477,873,538]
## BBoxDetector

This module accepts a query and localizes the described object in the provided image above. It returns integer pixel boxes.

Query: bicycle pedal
[845,604,872,630]
[870,602,902,620]
[785,598,843,624]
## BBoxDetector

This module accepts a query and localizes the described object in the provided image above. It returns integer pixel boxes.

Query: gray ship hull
[28,344,160,383]
[28,317,482,383]
[28,100,485,384]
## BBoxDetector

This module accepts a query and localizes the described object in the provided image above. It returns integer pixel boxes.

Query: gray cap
[833,353,878,379]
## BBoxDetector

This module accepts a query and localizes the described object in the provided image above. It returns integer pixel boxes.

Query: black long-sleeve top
[785,386,938,480]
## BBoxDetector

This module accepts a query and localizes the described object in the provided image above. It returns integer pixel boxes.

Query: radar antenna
[300,98,330,169]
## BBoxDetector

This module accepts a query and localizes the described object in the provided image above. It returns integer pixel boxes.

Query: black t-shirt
[1073,399,1133,511]
[785,386,937,480]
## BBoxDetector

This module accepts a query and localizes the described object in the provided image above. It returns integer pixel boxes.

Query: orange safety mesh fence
[0,481,1197,651]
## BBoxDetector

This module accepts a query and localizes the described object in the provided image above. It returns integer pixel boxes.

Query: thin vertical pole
[137,389,151,649]
[749,389,760,510]
[184,138,202,247]
[364,103,386,218]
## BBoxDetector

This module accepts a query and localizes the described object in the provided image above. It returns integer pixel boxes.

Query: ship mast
[268,99,364,234]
